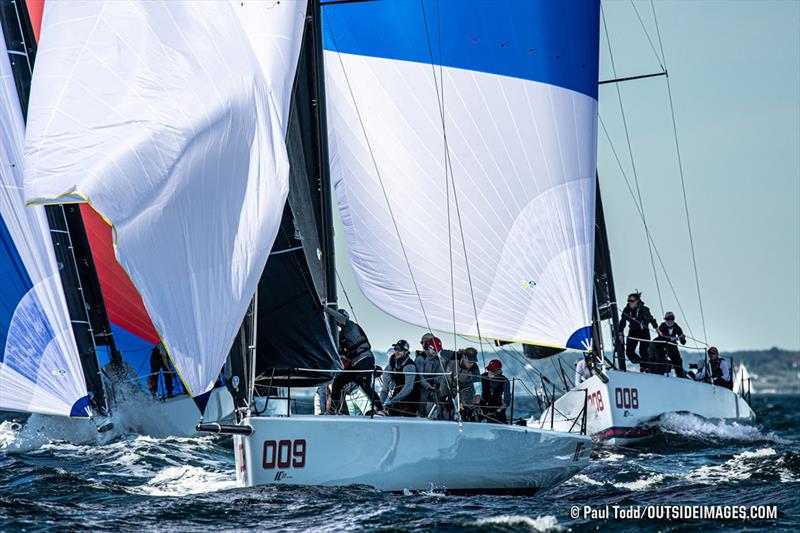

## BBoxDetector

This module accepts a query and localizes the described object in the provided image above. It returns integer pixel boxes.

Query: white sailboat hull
[234,415,591,493]
[109,387,234,438]
[539,369,755,445]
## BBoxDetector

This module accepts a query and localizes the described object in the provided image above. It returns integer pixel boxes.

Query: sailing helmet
[486,359,502,372]
[664,311,675,320]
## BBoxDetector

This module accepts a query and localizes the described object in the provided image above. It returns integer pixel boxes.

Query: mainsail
[0,21,89,417]
[23,1,305,409]
[323,0,600,350]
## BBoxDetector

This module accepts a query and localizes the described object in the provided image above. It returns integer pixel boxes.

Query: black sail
[593,174,624,368]
[228,2,341,395]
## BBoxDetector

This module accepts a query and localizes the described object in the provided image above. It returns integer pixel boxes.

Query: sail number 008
[262,439,306,469]
[614,387,639,409]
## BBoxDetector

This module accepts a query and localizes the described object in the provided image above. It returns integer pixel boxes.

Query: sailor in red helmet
[415,333,444,416]
[478,359,511,424]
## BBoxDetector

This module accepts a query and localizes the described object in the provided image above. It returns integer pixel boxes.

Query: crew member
[617,291,658,367]
[380,340,419,416]
[478,359,511,423]
[325,308,382,414]
[438,347,481,421]
[574,353,595,385]
[148,342,174,397]
[415,333,444,417]
[658,311,686,377]
[694,346,732,389]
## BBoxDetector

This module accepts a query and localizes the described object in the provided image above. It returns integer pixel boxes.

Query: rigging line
[628,0,664,70]
[420,0,486,366]
[335,268,359,324]
[599,115,697,341]
[601,4,664,314]
[322,11,433,335]
[650,0,708,343]
[419,0,456,351]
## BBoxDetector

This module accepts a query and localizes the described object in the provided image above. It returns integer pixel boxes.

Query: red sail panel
[25,0,43,40]
[79,205,159,344]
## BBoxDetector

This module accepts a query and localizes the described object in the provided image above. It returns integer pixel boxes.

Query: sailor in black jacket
[617,292,658,366]
[656,311,687,377]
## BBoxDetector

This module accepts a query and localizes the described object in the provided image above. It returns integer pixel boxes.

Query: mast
[593,173,624,370]
[312,0,338,335]
[1,0,115,414]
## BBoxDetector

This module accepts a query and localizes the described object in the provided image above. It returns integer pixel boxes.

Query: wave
[0,414,101,452]
[653,412,792,445]
[132,465,237,497]
[684,446,798,485]
[475,515,564,532]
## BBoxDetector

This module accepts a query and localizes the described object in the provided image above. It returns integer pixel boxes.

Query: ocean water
[1,395,798,532]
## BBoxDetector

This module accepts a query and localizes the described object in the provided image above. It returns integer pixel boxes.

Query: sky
[332,0,800,353]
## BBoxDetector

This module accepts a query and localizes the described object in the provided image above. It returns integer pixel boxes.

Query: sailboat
[21,0,597,493]
[0,0,233,437]
[536,185,756,444]
[536,3,756,445]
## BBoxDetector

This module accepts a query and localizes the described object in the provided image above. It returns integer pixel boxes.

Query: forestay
[323,0,600,350]
[23,1,306,409]
[0,27,88,417]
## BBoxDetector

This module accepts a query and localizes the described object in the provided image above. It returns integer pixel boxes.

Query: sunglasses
[627,299,637,303]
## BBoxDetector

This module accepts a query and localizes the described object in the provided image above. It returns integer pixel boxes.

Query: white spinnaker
[23,1,304,407]
[0,30,88,417]
[325,53,597,350]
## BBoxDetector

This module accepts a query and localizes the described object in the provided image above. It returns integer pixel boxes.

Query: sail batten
[23,1,307,405]
[324,0,600,350]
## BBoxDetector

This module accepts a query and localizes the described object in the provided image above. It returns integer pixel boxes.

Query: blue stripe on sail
[322,0,600,99]
[566,325,592,351]
[0,213,35,364]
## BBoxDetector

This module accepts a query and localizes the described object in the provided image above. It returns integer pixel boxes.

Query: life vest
[390,354,419,411]
[710,357,725,379]
[339,321,371,359]
[481,372,508,408]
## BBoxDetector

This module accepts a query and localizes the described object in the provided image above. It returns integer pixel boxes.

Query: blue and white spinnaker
[0,26,89,417]
[323,0,600,350]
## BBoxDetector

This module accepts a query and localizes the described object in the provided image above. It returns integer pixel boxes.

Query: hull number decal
[588,391,604,412]
[263,439,306,469]
[615,387,639,409]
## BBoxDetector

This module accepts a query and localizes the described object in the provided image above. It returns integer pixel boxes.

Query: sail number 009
[614,387,639,409]
[262,439,306,469]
